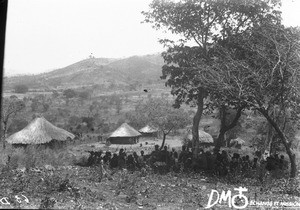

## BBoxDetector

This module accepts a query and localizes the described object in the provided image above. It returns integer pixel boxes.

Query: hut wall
[109,137,139,144]
[39,140,67,150]
[12,144,28,149]
[140,132,158,138]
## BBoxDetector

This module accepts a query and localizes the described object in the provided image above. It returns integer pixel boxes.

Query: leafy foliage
[135,98,190,148]
[142,0,282,154]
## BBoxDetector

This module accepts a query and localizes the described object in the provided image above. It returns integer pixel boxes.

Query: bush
[182,137,192,148]
[276,178,300,196]
[13,84,29,93]
[7,119,28,134]
[7,147,74,169]
[73,156,89,167]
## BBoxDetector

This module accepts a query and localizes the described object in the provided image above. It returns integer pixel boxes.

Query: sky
[4,0,300,76]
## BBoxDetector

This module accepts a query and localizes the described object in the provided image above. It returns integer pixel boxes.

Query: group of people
[86,144,289,179]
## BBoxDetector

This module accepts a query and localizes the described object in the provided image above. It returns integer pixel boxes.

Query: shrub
[276,178,300,197]
[13,84,29,93]
[39,196,56,210]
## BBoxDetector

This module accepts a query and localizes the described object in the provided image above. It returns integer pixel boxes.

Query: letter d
[205,190,220,209]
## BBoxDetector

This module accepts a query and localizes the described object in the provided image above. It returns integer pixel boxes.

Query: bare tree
[1,98,26,148]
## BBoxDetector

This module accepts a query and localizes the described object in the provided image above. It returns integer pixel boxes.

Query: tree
[198,22,300,177]
[9,95,18,100]
[81,117,95,132]
[13,84,29,93]
[52,90,59,99]
[68,115,82,127]
[215,105,246,149]
[7,118,28,134]
[30,94,51,113]
[137,98,190,149]
[63,89,77,106]
[1,98,26,148]
[129,81,139,91]
[89,100,109,118]
[143,0,280,155]
[109,94,122,114]
[78,91,90,106]
[30,100,39,112]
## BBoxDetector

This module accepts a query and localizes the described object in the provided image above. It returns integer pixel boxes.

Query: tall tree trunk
[192,90,205,156]
[215,105,227,150]
[2,122,7,149]
[215,105,245,150]
[259,108,297,178]
[216,128,226,150]
[2,137,5,150]
[160,133,167,150]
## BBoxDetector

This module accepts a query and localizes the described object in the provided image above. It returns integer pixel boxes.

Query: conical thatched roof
[139,125,158,133]
[6,117,75,144]
[109,123,141,138]
[188,130,214,143]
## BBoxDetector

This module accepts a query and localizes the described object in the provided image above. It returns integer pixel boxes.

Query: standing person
[126,154,136,171]
[279,155,288,170]
[110,153,119,168]
[161,146,171,172]
[103,151,112,164]
[161,146,169,163]
[172,148,179,170]
[118,149,126,169]
[258,152,268,184]
[198,149,207,171]
[133,152,139,168]
[178,145,188,164]
[149,145,160,167]
[138,150,146,168]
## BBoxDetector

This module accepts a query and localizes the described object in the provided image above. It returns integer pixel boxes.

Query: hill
[3,54,164,91]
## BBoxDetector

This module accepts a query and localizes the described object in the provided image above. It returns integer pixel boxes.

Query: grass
[0,137,299,209]
[0,163,299,209]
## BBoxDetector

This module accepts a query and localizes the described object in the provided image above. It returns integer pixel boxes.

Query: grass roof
[6,117,75,144]
[109,123,141,138]
[188,130,214,143]
[139,125,158,133]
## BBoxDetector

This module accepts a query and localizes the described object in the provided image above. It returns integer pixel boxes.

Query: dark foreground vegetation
[0,143,300,209]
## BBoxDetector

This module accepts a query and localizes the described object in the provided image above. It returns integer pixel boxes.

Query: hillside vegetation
[3,54,164,91]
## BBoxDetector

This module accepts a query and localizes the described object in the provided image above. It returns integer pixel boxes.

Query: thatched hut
[230,137,245,149]
[139,125,159,137]
[108,123,141,144]
[187,129,214,146]
[6,117,75,149]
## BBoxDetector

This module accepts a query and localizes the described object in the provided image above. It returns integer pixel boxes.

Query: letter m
[219,190,232,208]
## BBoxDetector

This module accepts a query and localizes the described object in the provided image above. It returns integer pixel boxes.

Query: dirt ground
[1,157,300,209]
[0,166,300,210]
[1,138,300,209]
[78,137,183,153]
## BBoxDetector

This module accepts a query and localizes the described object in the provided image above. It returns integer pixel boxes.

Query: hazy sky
[4,0,300,76]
